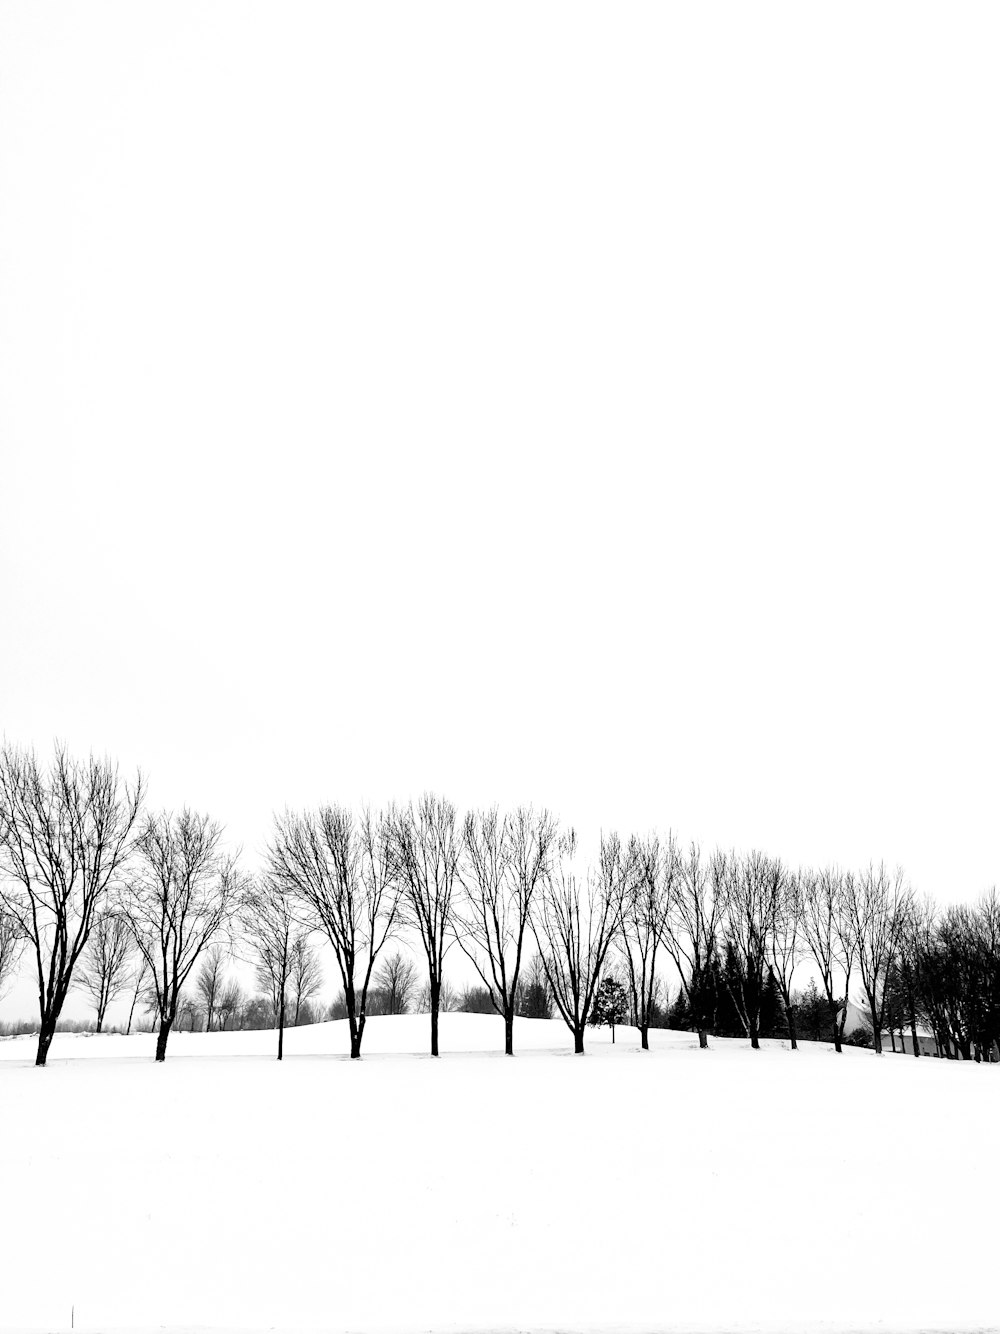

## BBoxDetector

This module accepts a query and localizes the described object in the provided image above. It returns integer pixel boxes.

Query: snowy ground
[0,1015,997,1333]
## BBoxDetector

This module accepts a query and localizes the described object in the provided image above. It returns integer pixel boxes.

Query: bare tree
[844,862,912,1054]
[531,830,628,1054]
[215,979,244,1031]
[267,805,400,1059]
[663,843,725,1048]
[373,948,417,1015]
[125,955,150,1036]
[417,978,459,1013]
[515,949,552,1018]
[721,850,783,1050]
[0,743,145,1065]
[0,909,25,1003]
[288,933,323,1025]
[389,794,461,1057]
[121,809,240,1061]
[75,910,135,1032]
[176,991,200,1032]
[800,866,855,1052]
[456,805,557,1055]
[196,945,227,1034]
[240,877,295,1059]
[769,869,804,1050]
[895,895,935,1058]
[616,832,679,1050]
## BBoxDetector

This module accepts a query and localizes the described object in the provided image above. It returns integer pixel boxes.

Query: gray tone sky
[2,3,998,1019]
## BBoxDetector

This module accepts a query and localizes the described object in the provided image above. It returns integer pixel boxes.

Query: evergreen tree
[667,987,692,1031]
[760,967,784,1039]
[795,978,833,1043]
[588,974,629,1043]
[715,943,745,1037]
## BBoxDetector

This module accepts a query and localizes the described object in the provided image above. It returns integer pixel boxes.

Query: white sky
[2,2,999,1020]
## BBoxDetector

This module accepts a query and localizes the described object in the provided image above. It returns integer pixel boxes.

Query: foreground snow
[0,1015,996,1333]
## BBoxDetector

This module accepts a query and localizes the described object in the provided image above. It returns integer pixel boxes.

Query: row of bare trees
[2,743,997,1066]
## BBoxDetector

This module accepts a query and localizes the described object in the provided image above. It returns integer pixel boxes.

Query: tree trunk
[889,1029,896,1053]
[573,1025,585,1054]
[504,1009,514,1057]
[697,1027,708,1049]
[35,1019,56,1067]
[277,987,286,1062]
[909,1005,920,1058]
[786,1002,798,1051]
[640,1023,649,1051]
[611,1024,616,1044]
[749,1018,760,1050]
[430,979,440,1056]
[154,1015,172,1062]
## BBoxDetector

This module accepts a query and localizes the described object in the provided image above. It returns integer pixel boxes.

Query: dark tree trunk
[277,987,286,1062]
[698,1027,708,1049]
[749,1019,760,1050]
[786,1003,798,1051]
[640,1023,649,1050]
[154,1015,172,1062]
[573,1026,585,1054]
[346,980,364,1059]
[350,1014,365,1059]
[504,1009,514,1057]
[889,1029,896,1053]
[870,1005,883,1053]
[429,977,440,1056]
[909,1004,920,1057]
[35,1018,56,1067]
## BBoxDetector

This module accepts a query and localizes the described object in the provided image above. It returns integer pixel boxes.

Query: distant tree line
[1,742,997,1066]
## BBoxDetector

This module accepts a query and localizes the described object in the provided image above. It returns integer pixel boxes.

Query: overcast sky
[2,3,998,1019]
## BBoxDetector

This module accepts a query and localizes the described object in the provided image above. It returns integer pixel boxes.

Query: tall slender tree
[0,743,145,1065]
[196,945,227,1034]
[288,934,323,1025]
[389,794,461,1057]
[268,805,400,1058]
[800,866,855,1053]
[240,877,296,1059]
[455,805,557,1055]
[531,830,628,1054]
[769,869,804,1050]
[619,832,678,1050]
[844,862,911,1055]
[75,910,135,1032]
[121,809,240,1061]
[663,844,725,1049]
[721,850,783,1050]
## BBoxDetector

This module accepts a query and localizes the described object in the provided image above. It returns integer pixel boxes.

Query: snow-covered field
[1,1015,996,1333]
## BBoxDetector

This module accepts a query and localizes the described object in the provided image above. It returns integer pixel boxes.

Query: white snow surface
[1,1015,997,1333]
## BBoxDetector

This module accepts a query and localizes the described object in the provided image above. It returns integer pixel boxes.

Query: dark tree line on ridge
[1,742,998,1066]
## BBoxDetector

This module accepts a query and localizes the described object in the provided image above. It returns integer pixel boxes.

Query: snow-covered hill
[0,1015,996,1333]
